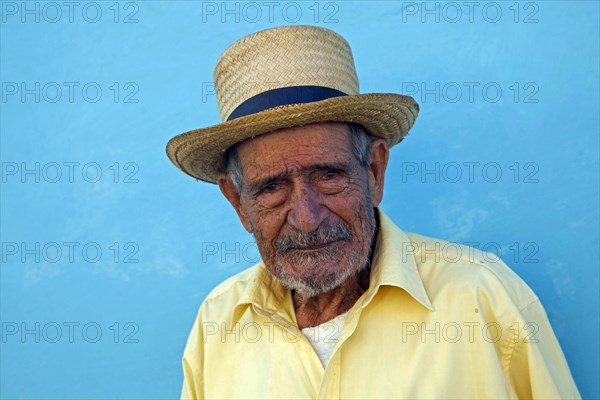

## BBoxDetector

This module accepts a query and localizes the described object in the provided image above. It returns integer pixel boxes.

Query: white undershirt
[301,310,350,367]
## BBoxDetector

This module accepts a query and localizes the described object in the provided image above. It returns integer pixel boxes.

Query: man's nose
[287,182,327,232]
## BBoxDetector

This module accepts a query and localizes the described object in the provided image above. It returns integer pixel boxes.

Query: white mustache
[275,221,353,253]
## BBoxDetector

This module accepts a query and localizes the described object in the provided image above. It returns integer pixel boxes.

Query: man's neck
[293,265,371,329]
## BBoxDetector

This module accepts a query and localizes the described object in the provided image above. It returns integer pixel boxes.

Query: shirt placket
[254,303,326,397]
[316,290,379,399]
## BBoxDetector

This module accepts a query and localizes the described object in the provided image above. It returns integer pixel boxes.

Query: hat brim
[166,93,419,183]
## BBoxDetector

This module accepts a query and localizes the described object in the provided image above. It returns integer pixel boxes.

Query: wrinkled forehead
[236,122,355,172]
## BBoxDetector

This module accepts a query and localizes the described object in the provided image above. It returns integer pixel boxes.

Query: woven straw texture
[214,25,359,121]
[166,25,419,183]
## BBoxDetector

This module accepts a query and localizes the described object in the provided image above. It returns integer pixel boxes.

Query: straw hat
[166,25,419,183]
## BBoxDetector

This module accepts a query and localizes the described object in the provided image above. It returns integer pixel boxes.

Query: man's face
[219,122,388,298]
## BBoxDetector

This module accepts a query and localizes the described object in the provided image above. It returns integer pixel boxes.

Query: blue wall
[1,1,598,398]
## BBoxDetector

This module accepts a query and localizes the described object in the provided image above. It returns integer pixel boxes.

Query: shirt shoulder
[404,231,539,312]
[195,263,262,322]
[182,264,262,361]
[205,264,261,301]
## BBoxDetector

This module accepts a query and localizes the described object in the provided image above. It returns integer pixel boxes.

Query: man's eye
[261,182,279,193]
[322,170,339,180]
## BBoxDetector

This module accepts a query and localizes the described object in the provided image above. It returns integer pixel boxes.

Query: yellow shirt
[181,210,580,399]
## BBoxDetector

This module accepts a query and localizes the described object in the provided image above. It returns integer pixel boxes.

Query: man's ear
[218,173,253,233]
[367,138,389,207]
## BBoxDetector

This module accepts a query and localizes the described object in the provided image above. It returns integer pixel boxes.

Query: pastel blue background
[1,1,598,398]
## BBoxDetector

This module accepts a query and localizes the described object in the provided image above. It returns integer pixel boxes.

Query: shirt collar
[368,209,434,311]
[231,208,434,325]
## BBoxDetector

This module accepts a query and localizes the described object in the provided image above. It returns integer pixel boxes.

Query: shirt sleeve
[180,315,205,400]
[181,353,204,400]
[507,300,581,399]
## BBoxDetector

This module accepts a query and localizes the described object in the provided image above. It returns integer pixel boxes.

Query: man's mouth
[286,240,340,252]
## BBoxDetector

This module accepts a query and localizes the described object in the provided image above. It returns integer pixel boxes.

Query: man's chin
[272,269,347,299]
[267,254,364,297]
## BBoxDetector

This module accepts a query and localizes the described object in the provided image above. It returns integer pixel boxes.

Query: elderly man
[167,26,580,399]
